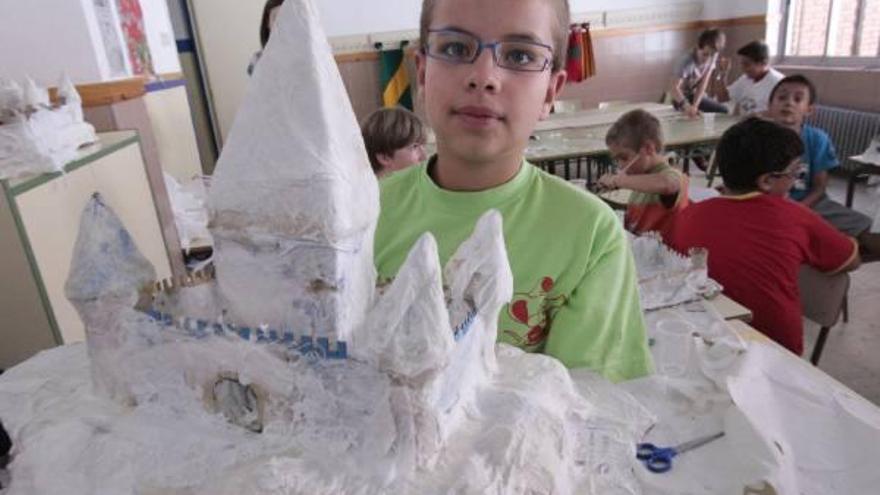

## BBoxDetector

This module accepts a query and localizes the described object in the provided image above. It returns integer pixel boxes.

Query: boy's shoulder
[801,124,832,143]
[767,67,785,82]
[532,166,614,206]
[528,166,622,233]
[687,193,811,219]
[379,162,424,194]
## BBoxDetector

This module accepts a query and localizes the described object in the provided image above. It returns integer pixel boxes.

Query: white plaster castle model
[0,1,650,493]
[0,74,96,180]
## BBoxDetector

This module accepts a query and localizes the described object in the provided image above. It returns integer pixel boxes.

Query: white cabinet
[1,131,172,368]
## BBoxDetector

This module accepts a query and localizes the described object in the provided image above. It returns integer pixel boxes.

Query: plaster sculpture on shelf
[0,74,96,181]
[0,1,651,493]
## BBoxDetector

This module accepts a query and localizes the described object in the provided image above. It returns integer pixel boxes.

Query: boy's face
[416,0,566,167]
[768,82,813,128]
[738,56,767,80]
[608,142,654,175]
[378,142,428,174]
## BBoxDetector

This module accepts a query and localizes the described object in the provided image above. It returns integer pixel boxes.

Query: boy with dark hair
[768,74,880,260]
[375,0,652,381]
[598,109,689,240]
[670,28,728,117]
[669,117,860,355]
[714,40,784,115]
[360,107,427,177]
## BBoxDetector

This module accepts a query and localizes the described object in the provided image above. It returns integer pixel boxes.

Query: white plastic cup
[702,113,716,131]
[568,178,587,189]
[654,318,695,377]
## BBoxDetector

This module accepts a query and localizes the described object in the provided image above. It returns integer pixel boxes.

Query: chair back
[798,265,850,328]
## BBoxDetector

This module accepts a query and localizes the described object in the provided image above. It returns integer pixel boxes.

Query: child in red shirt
[598,109,689,241]
[668,117,860,355]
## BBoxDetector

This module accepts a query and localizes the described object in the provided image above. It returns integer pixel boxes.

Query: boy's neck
[722,188,770,198]
[773,117,803,133]
[429,152,523,191]
[750,68,769,82]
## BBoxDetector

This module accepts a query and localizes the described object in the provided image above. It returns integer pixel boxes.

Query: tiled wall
[560,21,766,107]
[336,18,767,123]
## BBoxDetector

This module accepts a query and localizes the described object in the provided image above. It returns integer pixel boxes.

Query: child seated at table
[598,109,689,241]
[670,28,728,117]
[374,0,652,381]
[361,107,427,178]
[767,74,880,261]
[668,117,860,355]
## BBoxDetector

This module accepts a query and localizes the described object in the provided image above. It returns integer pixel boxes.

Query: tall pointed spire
[208,0,378,339]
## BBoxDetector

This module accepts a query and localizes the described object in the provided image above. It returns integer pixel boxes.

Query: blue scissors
[636,431,725,473]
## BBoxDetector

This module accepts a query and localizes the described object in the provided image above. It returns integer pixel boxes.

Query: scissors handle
[636,443,677,473]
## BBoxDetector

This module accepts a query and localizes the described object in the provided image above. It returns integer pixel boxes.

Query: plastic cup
[654,318,695,377]
[702,113,716,131]
[568,178,587,189]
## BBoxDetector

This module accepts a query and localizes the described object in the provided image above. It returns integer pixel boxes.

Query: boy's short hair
[419,0,571,71]
[260,0,285,48]
[736,40,769,64]
[361,107,427,173]
[769,74,818,105]
[716,117,804,191]
[697,28,725,50]
[605,109,664,152]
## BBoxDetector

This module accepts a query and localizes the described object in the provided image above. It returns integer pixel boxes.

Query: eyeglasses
[614,153,641,172]
[768,162,805,179]
[423,29,553,73]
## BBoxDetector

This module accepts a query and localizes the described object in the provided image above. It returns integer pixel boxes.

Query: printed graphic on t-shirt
[501,276,567,350]
[739,97,757,114]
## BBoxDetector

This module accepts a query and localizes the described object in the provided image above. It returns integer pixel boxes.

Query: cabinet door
[0,187,57,369]
[14,140,173,344]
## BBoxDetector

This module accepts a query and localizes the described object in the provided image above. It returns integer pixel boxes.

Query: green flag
[378,42,413,110]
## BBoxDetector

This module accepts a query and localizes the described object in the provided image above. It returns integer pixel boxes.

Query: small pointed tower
[208,0,378,341]
[65,193,157,400]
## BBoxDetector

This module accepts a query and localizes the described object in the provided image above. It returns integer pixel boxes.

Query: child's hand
[597,173,619,190]
[684,103,700,119]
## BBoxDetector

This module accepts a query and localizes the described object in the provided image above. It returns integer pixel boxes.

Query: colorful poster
[116,0,155,76]
[93,0,129,77]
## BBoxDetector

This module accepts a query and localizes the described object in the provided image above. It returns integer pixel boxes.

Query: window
[780,0,880,63]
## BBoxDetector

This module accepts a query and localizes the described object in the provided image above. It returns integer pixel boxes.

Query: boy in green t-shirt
[374,0,652,381]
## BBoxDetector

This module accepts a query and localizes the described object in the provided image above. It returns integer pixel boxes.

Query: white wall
[0,0,107,84]
[141,0,183,74]
[0,0,183,84]
[317,0,768,37]
[702,0,767,20]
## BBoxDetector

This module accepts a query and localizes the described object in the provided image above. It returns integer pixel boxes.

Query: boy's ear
[756,173,773,193]
[376,152,395,170]
[640,142,656,156]
[805,102,815,117]
[539,69,568,120]
[415,50,428,91]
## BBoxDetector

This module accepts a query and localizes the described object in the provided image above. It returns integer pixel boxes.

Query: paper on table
[727,344,880,494]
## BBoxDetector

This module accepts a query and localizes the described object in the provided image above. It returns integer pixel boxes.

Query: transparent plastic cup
[654,318,695,377]
[702,113,716,131]
[568,178,587,189]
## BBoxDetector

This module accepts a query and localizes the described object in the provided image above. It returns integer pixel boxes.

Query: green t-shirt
[374,160,653,382]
